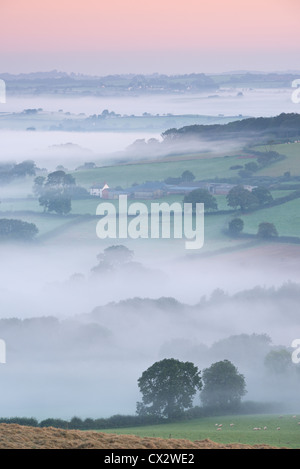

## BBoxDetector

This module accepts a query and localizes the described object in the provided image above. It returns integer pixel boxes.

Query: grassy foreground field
[0,423,284,449]
[97,414,300,449]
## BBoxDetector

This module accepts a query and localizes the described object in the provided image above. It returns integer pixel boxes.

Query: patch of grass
[97,414,300,449]
[240,198,300,237]
[73,155,242,189]
[254,142,300,177]
[0,198,42,212]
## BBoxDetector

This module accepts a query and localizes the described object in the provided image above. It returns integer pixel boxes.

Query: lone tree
[257,222,278,238]
[251,186,273,206]
[183,188,218,211]
[39,193,71,215]
[181,170,196,182]
[137,358,202,419]
[37,170,74,215]
[201,360,246,411]
[226,185,258,211]
[91,245,134,274]
[228,218,244,236]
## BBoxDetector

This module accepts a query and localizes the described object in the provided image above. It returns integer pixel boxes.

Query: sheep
[277,427,281,430]
[229,423,234,427]
[263,426,267,430]
[217,427,222,431]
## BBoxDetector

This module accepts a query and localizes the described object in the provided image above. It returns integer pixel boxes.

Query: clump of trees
[0,160,36,184]
[264,349,293,375]
[0,219,38,241]
[226,185,273,211]
[136,358,246,420]
[91,245,135,275]
[164,170,196,185]
[251,186,273,205]
[226,185,258,211]
[183,188,218,211]
[162,114,300,144]
[33,170,87,215]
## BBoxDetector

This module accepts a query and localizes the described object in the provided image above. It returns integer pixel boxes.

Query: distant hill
[1,71,299,96]
[162,113,300,144]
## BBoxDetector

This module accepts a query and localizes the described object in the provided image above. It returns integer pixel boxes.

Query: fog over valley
[0,87,297,169]
[0,238,299,419]
[0,81,300,424]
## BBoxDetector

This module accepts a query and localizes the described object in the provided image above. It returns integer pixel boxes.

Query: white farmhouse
[90,183,109,197]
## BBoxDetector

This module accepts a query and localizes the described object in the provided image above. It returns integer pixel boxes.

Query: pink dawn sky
[0,0,299,74]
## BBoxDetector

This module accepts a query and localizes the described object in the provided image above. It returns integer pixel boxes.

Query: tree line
[0,358,253,430]
[162,113,300,143]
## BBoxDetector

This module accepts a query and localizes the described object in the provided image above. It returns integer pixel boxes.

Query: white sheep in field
[277,427,281,430]
[217,427,222,431]
[253,427,261,431]
[218,424,223,427]
[230,423,234,427]
[264,426,267,430]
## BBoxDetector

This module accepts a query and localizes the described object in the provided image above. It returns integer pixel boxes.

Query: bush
[257,222,278,238]
[228,218,244,235]
[0,219,38,241]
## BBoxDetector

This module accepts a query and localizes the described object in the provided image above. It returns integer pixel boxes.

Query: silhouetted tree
[226,185,258,211]
[184,189,218,211]
[181,170,196,182]
[251,186,273,205]
[257,222,278,238]
[137,358,202,419]
[201,360,246,411]
[228,218,244,235]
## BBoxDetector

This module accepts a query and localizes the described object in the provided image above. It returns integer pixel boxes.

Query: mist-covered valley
[0,86,298,170]
[0,84,300,423]
[0,238,300,419]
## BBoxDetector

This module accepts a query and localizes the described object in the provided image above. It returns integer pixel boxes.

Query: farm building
[102,189,128,200]
[166,181,256,196]
[89,183,109,197]
[90,180,257,200]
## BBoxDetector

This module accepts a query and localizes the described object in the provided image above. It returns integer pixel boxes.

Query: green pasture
[96,414,300,449]
[240,198,300,237]
[73,154,244,189]
[254,143,300,177]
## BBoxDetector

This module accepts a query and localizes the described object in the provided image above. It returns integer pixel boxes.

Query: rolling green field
[0,186,298,255]
[73,141,300,190]
[0,140,299,251]
[97,414,300,449]
[240,198,300,237]
[74,153,243,189]
[255,142,300,177]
